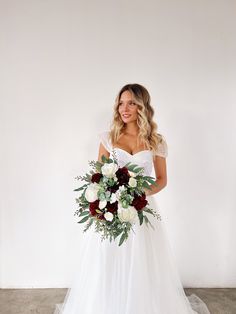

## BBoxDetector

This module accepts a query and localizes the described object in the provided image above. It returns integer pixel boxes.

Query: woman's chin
[121,118,135,123]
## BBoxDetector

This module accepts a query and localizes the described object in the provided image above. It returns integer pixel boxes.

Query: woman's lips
[122,114,131,118]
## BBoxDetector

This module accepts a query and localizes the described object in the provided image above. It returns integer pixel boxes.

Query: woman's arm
[144,156,167,196]
[98,143,110,162]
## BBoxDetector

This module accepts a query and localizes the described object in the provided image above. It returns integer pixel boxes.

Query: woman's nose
[122,103,129,111]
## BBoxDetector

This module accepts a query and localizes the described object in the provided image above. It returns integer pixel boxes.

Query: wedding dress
[54,131,211,314]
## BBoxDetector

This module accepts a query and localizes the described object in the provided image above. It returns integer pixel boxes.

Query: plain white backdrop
[0,0,235,288]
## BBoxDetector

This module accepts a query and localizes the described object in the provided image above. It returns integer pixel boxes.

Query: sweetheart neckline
[113,147,152,156]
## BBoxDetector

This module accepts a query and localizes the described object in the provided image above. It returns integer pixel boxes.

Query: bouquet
[74,153,161,246]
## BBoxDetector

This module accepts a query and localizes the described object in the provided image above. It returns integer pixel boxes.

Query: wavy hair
[109,83,165,153]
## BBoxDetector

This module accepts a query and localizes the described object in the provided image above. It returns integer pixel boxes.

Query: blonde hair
[109,83,165,153]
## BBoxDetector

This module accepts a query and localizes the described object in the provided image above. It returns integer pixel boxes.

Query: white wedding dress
[54,131,211,314]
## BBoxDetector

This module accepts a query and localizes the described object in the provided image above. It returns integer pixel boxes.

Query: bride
[55,83,211,314]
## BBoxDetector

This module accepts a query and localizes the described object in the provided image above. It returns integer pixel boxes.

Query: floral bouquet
[74,153,161,246]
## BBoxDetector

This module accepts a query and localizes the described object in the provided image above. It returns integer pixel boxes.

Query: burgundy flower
[91,173,103,183]
[106,201,118,214]
[116,167,130,185]
[132,193,148,211]
[89,200,106,220]
[89,200,99,216]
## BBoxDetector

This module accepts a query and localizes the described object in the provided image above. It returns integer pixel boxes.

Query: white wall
[0,0,235,288]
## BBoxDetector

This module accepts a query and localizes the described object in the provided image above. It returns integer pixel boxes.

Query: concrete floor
[0,288,235,314]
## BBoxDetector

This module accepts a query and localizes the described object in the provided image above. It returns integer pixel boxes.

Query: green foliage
[119,231,128,246]
[101,155,113,164]
[75,173,91,183]
[143,207,155,216]
[124,162,144,174]
[78,215,90,223]
[73,183,88,192]
[143,176,158,186]
[142,181,152,190]
[79,210,90,217]
[138,211,144,225]
[83,219,94,232]
[114,227,123,239]
[95,161,103,172]
[73,155,162,246]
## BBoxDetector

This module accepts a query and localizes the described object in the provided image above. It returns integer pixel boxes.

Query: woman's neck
[123,122,139,136]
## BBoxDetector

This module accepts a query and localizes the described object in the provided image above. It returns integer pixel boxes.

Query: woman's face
[118,90,138,124]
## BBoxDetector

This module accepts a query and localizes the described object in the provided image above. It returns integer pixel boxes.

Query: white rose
[84,183,100,202]
[104,212,114,222]
[110,193,117,204]
[99,200,107,209]
[117,204,138,224]
[101,163,118,178]
[128,177,137,188]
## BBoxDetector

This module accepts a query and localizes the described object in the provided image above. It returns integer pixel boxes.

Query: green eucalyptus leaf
[133,167,143,173]
[74,184,88,192]
[83,219,93,232]
[78,215,90,223]
[124,162,132,168]
[143,175,153,180]
[143,207,154,215]
[145,178,158,186]
[128,164,138,171]
[101,155,107,163]
[138,211,144,225]
[142,181,152,190]
[119,232,127,246]
[114,228,123,239]
[79,210,90,217]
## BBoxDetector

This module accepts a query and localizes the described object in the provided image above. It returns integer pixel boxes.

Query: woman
[55,83,211,314]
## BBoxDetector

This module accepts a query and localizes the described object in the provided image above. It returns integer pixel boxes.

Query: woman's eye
[118,102,136,106]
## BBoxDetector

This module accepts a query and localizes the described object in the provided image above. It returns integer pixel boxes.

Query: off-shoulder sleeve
[155,136,168,158]
[98,131,112,153]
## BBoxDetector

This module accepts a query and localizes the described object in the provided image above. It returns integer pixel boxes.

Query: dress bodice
[98,131,168,176]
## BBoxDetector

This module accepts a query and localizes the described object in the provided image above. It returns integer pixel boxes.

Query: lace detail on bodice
[98,131,168,176]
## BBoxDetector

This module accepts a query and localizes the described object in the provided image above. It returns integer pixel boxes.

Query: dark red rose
[91,173,103,183]
[89,200,99,216]
[116,167,130,185]
[106,201,118,213]
[132,193,148,211]
[89,200,106,219]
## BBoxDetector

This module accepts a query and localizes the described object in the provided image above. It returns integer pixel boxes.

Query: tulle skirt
[54,196,210,314]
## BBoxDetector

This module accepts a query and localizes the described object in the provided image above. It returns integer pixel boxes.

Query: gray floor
[0,288,235,314]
